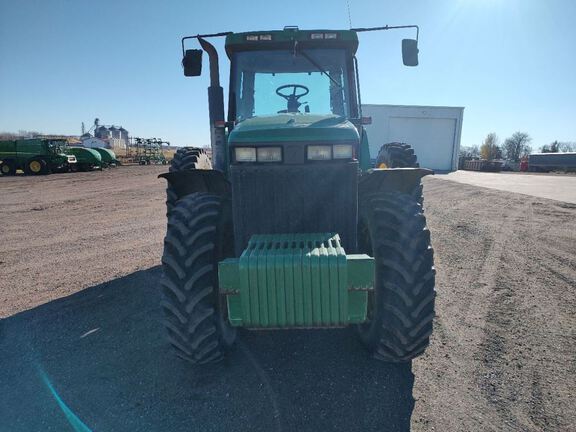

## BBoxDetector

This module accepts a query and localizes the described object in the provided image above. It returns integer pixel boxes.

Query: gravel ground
[413,178,576,431]
[1,167,574,431]
[438,170,576,204]
[0,166,166,317]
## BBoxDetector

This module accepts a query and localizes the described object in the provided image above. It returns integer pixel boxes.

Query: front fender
[358,167,433,198]
[159,169,231,200]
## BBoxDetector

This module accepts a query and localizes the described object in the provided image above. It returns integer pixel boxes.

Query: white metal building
[81,136,126,151]
[81,137,108,149]
[362,104,464,172]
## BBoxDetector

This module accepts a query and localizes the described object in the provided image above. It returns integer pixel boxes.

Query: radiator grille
[230,162,359,255]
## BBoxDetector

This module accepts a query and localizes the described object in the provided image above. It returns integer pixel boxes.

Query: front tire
[26,158,49,175]
[356,191,436,362]
[160,193,236,364]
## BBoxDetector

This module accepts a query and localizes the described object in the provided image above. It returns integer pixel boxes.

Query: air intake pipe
[198,37,226,172]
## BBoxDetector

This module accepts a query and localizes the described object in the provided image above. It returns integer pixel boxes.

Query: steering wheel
[276,84,310,100]
[276,84,310,113]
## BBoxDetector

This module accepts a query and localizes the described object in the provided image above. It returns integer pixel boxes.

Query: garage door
[389,117,456,171]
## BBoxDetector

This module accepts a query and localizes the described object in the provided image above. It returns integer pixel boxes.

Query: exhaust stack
[197,37,226,172]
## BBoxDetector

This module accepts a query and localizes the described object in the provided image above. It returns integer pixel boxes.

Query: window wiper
[298,49,342,89]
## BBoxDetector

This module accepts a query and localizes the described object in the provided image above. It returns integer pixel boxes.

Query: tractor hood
[228,114,359,144]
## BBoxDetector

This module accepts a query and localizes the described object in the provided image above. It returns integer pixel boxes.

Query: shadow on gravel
[0,267,414,432]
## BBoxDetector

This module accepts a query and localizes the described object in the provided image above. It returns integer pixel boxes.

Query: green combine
[160,25,435,364]
[0,138,77,175]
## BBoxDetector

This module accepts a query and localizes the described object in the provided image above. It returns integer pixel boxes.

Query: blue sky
[0,0,574,150]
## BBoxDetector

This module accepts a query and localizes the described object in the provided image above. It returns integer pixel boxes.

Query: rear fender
[359,167,433,198]
[159,169,230,200]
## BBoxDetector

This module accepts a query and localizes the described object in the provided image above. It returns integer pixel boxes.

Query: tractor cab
[226,29,359,121]
[223,29,363,167]
[180,26,418,170]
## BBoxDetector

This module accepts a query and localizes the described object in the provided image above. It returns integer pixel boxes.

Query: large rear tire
[160,193,236,364]
[25,158,49,175]
[169,147,211,172]
[376,143,424,206]
[376,143,419,168]
[166,147,212,215]
[356,191,435,362]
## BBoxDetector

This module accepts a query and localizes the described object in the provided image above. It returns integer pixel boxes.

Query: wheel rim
[1,165,10,174]
[30,161,42,173]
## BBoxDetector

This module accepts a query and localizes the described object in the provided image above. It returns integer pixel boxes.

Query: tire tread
[357,191,436,362]
[160,193,235,364]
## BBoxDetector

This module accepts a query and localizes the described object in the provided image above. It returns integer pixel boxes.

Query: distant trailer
[463,159,502,172]
[361,104,464,172]
[529,152,576,172]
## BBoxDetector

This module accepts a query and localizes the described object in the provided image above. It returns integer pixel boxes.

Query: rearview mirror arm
[181,31,233,57]
[350,24,419,42]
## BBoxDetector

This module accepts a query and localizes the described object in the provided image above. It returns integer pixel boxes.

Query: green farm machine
[93,147,119,168]
[160,25,435,364]
[0,138,77,175]
[131,138,168,165]
[66,147,102,171]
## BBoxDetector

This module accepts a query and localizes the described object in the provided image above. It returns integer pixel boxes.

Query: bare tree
[541,141,560,153]
[558,142,576,152]
[480,132,502,160]
[503,132,532,162]
[0,132,18,140]
[0,130,43,140]
[542,141,576,152]
[459,145,480,158]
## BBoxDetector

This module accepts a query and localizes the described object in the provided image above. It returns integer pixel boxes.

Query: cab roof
[225,28,359,58]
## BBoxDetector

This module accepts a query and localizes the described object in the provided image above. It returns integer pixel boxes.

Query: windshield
[46,140,67,154]
[232,48,351,121]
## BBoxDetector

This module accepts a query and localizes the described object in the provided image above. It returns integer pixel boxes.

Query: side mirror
[402,39,419,66]
[182,49,203,77]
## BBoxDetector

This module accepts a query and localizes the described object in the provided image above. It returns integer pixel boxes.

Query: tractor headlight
[235,147,257,162]
[307,145,332,160]
[257,147,282,162]
[333,144,353,159]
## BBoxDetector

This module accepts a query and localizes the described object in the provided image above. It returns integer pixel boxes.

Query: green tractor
[160,25,435,364]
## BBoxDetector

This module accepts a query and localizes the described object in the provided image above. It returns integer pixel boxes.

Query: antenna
[346,0,353,29]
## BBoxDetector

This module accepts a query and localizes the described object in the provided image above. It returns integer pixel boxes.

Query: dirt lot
[1,167,575,431]
[439,170,576,204]
[0,166,166,316]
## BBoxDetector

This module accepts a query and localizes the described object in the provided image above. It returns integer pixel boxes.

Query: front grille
[230,162,358,256]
